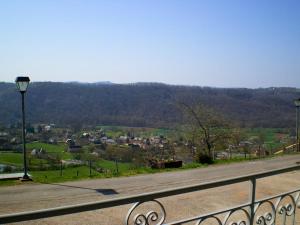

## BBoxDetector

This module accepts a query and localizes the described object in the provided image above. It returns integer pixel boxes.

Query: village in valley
[0,120,295,181]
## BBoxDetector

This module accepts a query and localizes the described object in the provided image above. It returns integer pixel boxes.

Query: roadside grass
[0,179,21,186]
[94,159,132,172]
[30,166,103,183]
[29,159,134,183]
[24,162,202,183]
[0,154,295,185]
[214,156,257,164]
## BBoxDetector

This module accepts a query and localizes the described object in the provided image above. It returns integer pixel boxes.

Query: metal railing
[1,165,300,224]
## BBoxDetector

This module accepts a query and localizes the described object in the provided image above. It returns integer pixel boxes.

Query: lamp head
[294,98,300,107]
[15,76,30,93]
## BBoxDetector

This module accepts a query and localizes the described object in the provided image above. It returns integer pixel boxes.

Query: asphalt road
[1,154,300,224]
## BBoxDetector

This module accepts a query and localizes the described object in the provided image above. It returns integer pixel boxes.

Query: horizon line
[1,80,299,90]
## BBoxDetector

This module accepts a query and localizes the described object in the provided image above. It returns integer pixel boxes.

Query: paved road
[1,155,300,224]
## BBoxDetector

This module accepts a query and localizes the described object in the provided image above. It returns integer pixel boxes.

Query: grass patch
[28,161,205,183]
[214,157,252,164]
[0,152,23,166]
[182,162,206,169]
[97,125,172,138]
[244,128,289,150]
[0,153,297,186]
[27,142,71,160]
[94,159,132,172]
[31,166,104,183]
[0,179,22,186]
[0,152,48,168]
[27,142,65,152]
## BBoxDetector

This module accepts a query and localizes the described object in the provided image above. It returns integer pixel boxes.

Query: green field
[0,152,23,165]
[244,128,290,150]
[0,152,49,169]
[27,142,71,159]
[0,142,71,168]
[97,125,172,138]
[31,166,102,183]
[94,159,132,172]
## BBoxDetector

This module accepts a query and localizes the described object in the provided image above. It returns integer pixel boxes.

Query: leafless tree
[177,101,230,158]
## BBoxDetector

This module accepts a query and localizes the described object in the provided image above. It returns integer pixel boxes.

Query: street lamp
[295,98,300,152]
[15,76,31,181]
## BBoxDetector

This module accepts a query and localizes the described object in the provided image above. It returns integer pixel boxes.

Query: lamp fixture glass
[295,98,300,107]
[15,76,30,92]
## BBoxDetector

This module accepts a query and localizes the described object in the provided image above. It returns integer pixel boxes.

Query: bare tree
[253,131,266,157]
[230,128,247,158]
[178,101,230,158]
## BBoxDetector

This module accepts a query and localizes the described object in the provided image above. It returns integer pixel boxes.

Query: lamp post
[15,76,31,181]
[295,98,300,152]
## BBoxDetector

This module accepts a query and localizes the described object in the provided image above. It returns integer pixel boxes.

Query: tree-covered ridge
[0,82,299,128]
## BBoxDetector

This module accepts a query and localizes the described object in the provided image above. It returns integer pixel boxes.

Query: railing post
[249,177,256,225]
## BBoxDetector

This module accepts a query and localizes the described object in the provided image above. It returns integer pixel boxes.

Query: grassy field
[244,128,290,150]
[27,142,71,159]
[26,156,264,184]
[94,159,132,172]
[98,125,172,138]
[29,162,206,183]
[0,148,136,184]
[0,152,48,167]
[0,152,23,165]
[31,166,102,183]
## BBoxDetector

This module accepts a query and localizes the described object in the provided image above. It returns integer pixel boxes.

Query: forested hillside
[0,82,299,128]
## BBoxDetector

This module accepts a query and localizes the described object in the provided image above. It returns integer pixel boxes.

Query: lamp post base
[20,174,32,181]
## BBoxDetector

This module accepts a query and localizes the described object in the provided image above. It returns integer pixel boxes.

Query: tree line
[0,82,299,128]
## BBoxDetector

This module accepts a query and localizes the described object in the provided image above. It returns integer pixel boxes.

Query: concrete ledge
[0,173,31,181]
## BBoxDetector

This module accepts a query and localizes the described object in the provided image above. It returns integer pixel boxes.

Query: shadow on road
[47,183,119,195]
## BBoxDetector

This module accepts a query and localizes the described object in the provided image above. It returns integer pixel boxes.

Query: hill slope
[0,82,299,128]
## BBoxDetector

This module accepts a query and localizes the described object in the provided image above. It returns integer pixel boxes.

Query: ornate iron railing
[1,165,300,224]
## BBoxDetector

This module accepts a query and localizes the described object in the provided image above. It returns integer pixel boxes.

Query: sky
[0,0,299,88]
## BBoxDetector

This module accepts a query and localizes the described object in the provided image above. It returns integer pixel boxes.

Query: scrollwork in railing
[125,200,166,225]
[224,208,250,225]
[124,191,300,225]
[228,221,247,225]
[294,191,300,208]
[195,215,222,225]
[256,212,274,225]
[193,208,249,225]
[277,194,296,218]
[254,200,276,225]
[278,203,293,216]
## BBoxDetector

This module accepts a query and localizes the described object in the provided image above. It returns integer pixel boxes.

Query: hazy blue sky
[0,0,299,88]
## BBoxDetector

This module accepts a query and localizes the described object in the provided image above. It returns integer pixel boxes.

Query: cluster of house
[116,135,169,149]
[0,123,58,149]
[0,131,26,150]
[0,132,12,150]
[65,130,170,153]
[30,124,56,133]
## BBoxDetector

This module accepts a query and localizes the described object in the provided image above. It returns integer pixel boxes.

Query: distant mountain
[0,82,299,128]
[66,81,114,85]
